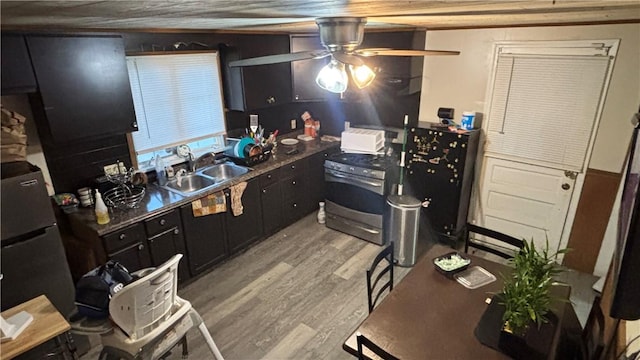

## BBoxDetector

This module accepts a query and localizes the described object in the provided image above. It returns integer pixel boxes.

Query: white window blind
[126,52,226,155]
[485,53,611,172]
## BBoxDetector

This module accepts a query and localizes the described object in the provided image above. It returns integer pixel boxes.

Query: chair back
[581,296,605,360]
[108,254,182,340]
[356,331,399,360]
[366,242,394,313]
[464,223,524,259]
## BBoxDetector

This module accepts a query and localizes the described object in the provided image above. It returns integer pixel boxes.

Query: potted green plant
[495,238,569,358]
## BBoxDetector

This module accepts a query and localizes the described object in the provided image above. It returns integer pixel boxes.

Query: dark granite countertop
[69,134,340,236]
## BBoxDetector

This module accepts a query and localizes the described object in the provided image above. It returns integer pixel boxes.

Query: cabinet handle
[131,122,138,129]
[293,203,297,208]
[119,233,126,240]
[138,244,145,250]
[267,174,272,179]
[174,228,180,235]
[292,180,296,185]
[159,219,166,226]
[291,165,296,170]
[262,189,267,194]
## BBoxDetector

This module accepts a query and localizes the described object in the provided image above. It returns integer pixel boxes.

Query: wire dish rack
[104,169,146,210]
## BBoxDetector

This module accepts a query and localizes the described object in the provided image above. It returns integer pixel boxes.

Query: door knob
[562,183,571,190]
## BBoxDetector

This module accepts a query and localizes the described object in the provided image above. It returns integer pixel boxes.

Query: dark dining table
[343,243,570,360]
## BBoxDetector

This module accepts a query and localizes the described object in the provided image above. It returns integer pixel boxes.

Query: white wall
[419,23,640,173]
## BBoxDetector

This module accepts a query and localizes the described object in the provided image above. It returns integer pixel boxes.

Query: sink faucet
[175,169,187,187]
[188,152,218,172]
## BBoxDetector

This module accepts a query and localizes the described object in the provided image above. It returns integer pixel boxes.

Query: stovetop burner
[327,152,396,171]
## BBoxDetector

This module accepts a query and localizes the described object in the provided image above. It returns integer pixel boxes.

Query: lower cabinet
[259,169,283,235]
[180,203,227,276]
[103,223,151,273]
[144,210,190,282]
[225,178,263,254]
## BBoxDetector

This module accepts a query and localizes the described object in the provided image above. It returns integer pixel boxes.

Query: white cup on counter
[78,187,94,207]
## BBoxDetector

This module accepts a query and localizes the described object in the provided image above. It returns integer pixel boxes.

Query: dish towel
[192,191,226,217]
[230,181,247,216]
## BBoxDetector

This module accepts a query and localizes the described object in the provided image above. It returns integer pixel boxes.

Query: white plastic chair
[97,254,224,360]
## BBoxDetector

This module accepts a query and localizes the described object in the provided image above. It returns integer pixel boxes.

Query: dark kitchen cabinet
[290,35,331,102]
[281,158,309,225]
[242,35,291,110]
[225,178,263,254]
[1,34,37,94]
[307,147,340,210]
[144,210,190,282]
[180,203,227,276]
[260,169,283,236]
[26,34,137,142]
[103,223,152,273]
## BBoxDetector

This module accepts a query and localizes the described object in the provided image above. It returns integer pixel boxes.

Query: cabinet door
[290,35,331,101]
[147,226,190,282]
[109,242,152,273]
[261,180,283,236]
[225,178,263,254]
[1,35,36,94]
[26,35,137,142]
[307,147,340,210]
[231,35,292,111]
[180,204,227,275]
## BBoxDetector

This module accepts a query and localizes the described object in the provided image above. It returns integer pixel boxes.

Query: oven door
[324,168,386,215]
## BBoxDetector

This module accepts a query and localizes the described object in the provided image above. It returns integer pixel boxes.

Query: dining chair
[464,223,525,259]
[581,296,605,360]
[366,242,394,313]
[356,331,399,360]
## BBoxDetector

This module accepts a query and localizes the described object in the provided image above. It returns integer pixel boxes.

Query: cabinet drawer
[259,169,280,188]
[281,174,306,200]
[280,159,307,179]
[103,223,146,254]
[145,210,181,237]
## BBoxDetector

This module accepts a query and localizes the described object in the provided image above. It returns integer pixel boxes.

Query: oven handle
[328,214,380,234]
[325,169,383,188]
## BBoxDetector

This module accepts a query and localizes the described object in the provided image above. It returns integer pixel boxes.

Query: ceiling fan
[229,17,460,93]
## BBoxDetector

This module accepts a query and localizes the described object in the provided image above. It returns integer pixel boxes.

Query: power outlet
[290,119,296,129]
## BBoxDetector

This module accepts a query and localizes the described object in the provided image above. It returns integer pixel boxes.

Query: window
[484,40,619,172]
[126,52,226,170]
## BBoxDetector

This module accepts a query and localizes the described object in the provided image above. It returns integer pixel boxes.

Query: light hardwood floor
[81,213,411,359]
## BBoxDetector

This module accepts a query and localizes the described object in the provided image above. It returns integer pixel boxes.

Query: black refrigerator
[1,161,75,317]
[404,126,480,246]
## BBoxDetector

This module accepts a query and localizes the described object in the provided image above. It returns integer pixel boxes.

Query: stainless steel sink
[161,163,251,197]
[197,163,250,182]
[162,173,217,196]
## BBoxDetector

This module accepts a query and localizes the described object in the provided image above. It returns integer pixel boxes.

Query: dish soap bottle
[317,201,326,224]
[94,189,110,225]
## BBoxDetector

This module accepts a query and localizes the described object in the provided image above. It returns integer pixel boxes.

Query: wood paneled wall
[563,168,622,273]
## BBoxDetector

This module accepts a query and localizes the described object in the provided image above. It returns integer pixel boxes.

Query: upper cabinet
[290,35,331,102]
[26,34,137,143]
[1,35,37,94]
[220,35,292,111]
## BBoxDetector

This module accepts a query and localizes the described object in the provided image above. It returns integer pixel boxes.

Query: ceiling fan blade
[356,48,460,57]
[332,52,364,67]
[229,50,330,67]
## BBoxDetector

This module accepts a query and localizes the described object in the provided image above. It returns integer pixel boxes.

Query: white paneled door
[473,156,576,253]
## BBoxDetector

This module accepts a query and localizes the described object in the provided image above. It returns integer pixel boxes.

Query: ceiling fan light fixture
[349,64,376,89]
[316,59,348,93]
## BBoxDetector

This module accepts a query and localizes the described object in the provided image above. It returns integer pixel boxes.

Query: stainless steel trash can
[384,194,422,267]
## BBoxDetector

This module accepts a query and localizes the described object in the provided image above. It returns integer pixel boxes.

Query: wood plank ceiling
[1,1,639,32]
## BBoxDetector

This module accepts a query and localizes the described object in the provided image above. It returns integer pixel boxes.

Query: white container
[461,111,476,130]
[341,128,385,153]
[317,202,326,224]
[94,189,110,225]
